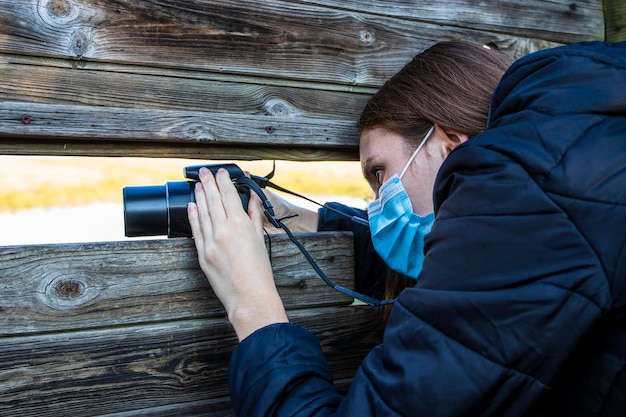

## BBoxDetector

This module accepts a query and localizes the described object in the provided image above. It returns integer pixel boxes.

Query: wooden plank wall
[1,234,384,416]
[0,1,612,416]
[0,0,605,160]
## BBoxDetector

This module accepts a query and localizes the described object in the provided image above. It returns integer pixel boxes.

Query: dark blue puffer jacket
[317,202,387,298]
[227,41,626,416]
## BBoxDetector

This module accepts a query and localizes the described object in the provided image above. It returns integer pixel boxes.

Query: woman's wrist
[228,298,289,341]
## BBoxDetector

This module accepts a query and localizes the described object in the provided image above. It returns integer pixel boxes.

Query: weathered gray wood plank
[2,0,592,159]
[0,233,358,336]
[0,101,359,156]
[102,377,352,417]
[0,0,567,89]
[0,55,372,118]
[97,398,236,417]
[0,306,384,417]
[307,0,604,44]
[0,138,359,160]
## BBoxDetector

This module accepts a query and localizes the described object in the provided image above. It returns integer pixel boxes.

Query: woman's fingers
[187,199,205,252]
[199,168,227,226]
[189,167,255,253]
[213,168,249,219]
[247,192,267,237]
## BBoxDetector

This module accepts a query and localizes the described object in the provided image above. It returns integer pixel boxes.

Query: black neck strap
[236,176,395,307]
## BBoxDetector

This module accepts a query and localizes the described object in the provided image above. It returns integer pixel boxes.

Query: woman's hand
[187,167,288,341]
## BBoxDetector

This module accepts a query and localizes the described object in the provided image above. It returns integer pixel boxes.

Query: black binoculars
[122,164,250,238]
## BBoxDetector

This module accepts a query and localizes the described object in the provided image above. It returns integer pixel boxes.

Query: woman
[266,42,512,309]
[187,40,626,416]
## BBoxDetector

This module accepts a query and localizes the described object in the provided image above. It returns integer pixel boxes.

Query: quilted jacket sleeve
[227,142,613,417]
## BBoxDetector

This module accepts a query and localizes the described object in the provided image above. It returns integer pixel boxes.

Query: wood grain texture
[0,0,578,87]
[0,101,355,146]
[1,0,604,158]
[0,233,384,416]
[0,138,360,160]
[0,306,384,417]
[98,398,236,417]
[0,55,373,117]
[0,101,360,158]
[0,233,357,336]
[305,0,604,44]
[604,0,626,41]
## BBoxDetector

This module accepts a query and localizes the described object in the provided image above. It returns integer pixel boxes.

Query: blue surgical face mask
[367,126,435,279]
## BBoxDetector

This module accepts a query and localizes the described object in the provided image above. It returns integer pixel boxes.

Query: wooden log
[0,306,384,417]
[0,233,358,336]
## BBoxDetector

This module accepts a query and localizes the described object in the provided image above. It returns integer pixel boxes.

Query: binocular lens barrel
[123,163,250,238]
[123,181,195,238]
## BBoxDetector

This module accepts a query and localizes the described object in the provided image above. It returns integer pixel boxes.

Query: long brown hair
[358,41,512,319]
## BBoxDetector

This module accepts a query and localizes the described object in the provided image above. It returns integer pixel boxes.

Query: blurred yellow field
[0,156,372,212]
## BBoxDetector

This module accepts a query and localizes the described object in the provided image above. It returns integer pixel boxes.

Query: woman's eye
[374,169,383,185]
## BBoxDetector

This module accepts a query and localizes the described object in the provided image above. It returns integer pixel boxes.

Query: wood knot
[70,29,93,58]
[264,98,299,117]
[178,122,216,141]
[55,279,83,299]
[20,115,33,124]
[359,30,375,45]
[565,2,578,16]
[37,0,79,26]
[37,274,99,310]
[47,0,72,18]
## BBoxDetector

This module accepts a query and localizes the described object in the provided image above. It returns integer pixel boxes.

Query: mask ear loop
[399,125,435,180]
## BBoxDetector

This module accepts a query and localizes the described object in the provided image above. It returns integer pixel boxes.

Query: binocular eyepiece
[122,163,250,238]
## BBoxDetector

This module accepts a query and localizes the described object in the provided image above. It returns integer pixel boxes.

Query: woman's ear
[437,125,469,157]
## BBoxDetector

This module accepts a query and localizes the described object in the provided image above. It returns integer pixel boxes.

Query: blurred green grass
[0,156,372,212]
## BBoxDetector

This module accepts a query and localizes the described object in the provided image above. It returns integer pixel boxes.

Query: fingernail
[199,167,209,177]
[195,182,202,191]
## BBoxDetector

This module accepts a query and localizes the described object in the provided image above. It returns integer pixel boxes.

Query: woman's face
[359,126,449,215]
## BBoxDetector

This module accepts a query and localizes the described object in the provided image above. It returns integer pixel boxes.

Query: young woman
[187,40,626,416]
[265,42,512,311]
